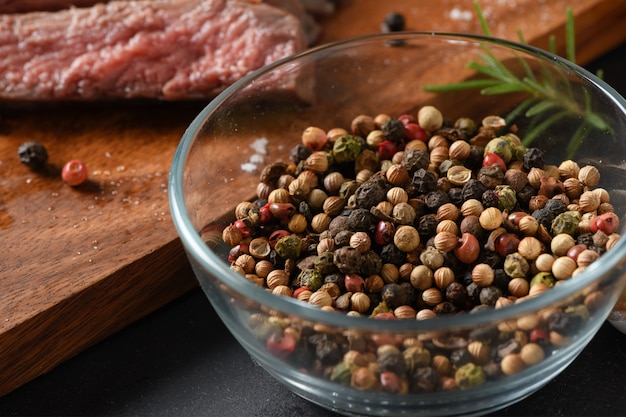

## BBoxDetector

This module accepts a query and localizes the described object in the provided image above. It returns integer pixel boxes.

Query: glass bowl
[169,33,626,417]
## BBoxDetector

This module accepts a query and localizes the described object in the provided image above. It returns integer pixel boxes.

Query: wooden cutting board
[1,0,625,396]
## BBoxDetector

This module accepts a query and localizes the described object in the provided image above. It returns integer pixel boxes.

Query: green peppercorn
[455,362,486,390]
[454,117,477,137]
[484,137,513,163]
[504,252,529,278]
[551,210,582,236]
[403,345,431,374]
[333,135,362,163]
[529,271,556,288]
[297,269,324,291]
[370,300,393,317]
[330,360,356,385]
[314,252,339,276]
[495,185,517,212]
[274,235,302,259]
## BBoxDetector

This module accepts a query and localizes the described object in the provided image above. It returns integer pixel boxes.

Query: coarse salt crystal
[250,137,269,154]
[241,162,258,173]
[449,7,473,21]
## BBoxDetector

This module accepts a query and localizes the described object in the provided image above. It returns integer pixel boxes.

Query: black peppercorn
[448,187,464,206]
[577,232,595,247]
[465,145,486,170]
[290,144,312,163]
[516,184,536,209]
[299,201,313,222]
[548,305,589,336]
[328,215,350,237]
[354,179,387,209]
[403,151,431,175]
[495,339,522,360]
[492,268,511,292]
[347,208,377,232]
[381,118,406,143]
[308,333,343,365]
[377,345,407,375]
[433,301,458,315]
[334,230,354,247]
[482,189,500,208]
[417,213,438,240]
[381,12,405,33]
[438,126,468,142]
[478,164,505,189]
[424,190,451,211]
[449,349,473,368]
[522,147,545,170]
[325,273,346,292]
[381,283,408,309]
[333,246,362,274]
[360,250,383,277]
[400,281,418,306]
[18,141,49,170]
[532,208,556,228]
[461,179,488,202]
[544,198,567,214]
[409,367,440,393]
[479,285,502,306]
[410,167,437,193]
[477,250,504,269]
[465,281,482,305]
[268,249,286,269]
[469,325,500,344]
[482,362,502,381]
[380,242,406,265]
[445,281,469,308]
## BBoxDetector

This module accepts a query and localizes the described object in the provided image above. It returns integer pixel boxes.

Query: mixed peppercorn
[17,140,88,186]
[211,106,620,393]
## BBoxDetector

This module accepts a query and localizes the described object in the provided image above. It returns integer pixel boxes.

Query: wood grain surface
[1,0,625,396]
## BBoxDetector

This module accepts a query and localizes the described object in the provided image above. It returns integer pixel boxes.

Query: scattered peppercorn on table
[1,0,626,402]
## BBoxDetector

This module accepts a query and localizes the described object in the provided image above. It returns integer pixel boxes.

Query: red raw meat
[0,0,308,100]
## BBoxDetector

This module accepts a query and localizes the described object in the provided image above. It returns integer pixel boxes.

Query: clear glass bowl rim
[169,31,626,332]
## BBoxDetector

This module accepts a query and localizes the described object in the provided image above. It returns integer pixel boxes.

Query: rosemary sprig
[423,2,611,158]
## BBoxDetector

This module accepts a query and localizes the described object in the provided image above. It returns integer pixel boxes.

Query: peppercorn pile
[212,105,621,393]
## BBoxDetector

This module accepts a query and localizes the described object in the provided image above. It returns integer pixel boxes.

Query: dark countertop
[3,41,626,417]
[1,287,626,417]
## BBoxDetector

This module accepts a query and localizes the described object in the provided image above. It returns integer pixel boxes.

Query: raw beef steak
[0,0,308,100]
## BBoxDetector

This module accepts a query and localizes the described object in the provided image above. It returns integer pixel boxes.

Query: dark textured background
[2,41,626,417]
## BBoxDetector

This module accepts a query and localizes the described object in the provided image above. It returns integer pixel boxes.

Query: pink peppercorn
[61,159,88,186]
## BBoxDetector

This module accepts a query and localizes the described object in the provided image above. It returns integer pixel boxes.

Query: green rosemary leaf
[505,97,538,124]
[479,50,517,79]
[525,99,561,117]
[521,110,570,146]
[481,82,528,95]
[516,29,527,44]
[566,122,589,158]
[422,79,501,92]
[566,7,576,63]
[586,112,611,132]
[549,35,557,55]
[422,2,610,155]
[515,52,537,81]
[473,1,491,36]
[596,68,604,80]
[468,60,509,80]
